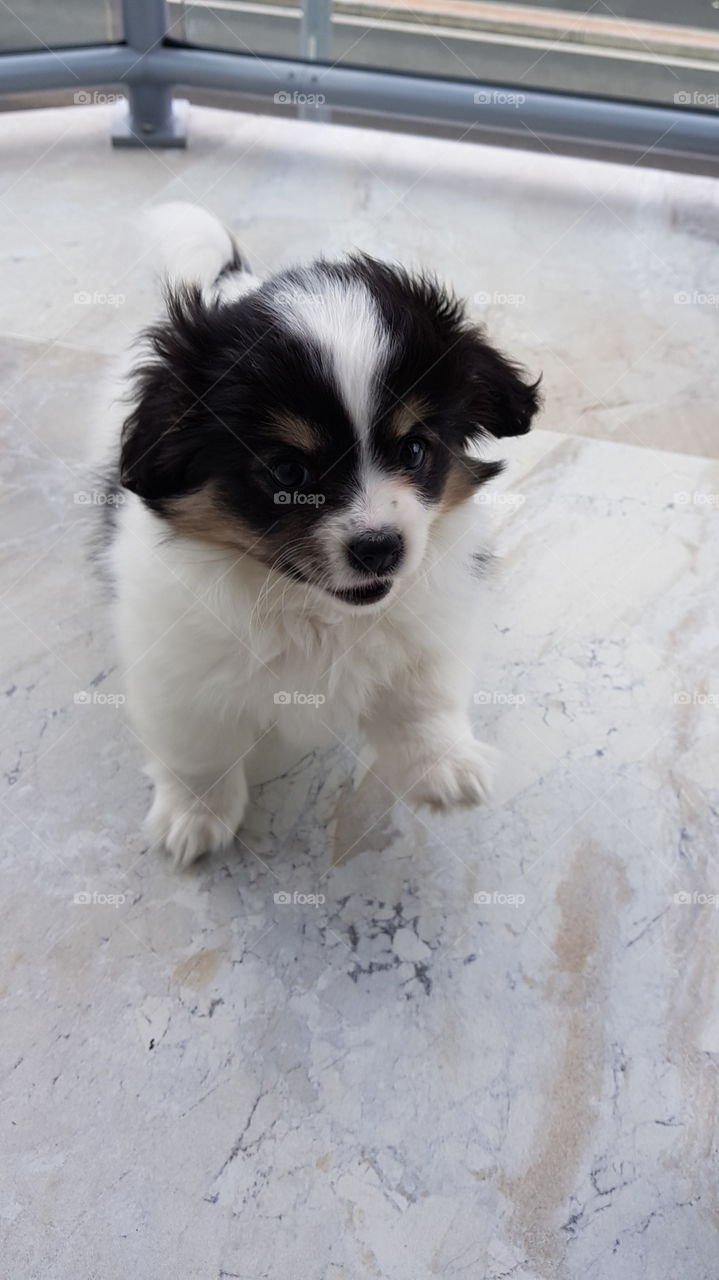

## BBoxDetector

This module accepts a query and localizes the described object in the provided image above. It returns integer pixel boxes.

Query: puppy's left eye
[271,459,308,489]
[399,436,427,470]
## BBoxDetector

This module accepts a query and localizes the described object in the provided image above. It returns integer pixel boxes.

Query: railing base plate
[111,96,188,148]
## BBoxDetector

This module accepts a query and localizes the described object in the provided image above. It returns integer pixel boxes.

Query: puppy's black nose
[346,529,404,576]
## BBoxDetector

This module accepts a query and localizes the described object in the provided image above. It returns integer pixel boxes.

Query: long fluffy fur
[98,203,540,867]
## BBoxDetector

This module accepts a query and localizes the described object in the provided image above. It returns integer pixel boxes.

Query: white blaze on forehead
[276,273,390,438]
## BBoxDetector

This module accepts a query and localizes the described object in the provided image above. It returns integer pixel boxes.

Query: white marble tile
[1,103,718,1280]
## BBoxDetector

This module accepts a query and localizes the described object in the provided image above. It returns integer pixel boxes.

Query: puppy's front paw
[145,771,247,870]
[147,802,235,870]
[405,739,498,814]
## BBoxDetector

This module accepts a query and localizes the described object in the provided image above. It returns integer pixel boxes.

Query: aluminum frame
[0,0,717,168]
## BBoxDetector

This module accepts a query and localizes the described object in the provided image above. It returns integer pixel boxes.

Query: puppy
[99,203,540,868]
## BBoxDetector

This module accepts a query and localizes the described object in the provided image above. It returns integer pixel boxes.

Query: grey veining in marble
[1,103,718,1280]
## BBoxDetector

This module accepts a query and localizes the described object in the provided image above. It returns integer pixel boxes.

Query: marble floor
[1,103,718,1280]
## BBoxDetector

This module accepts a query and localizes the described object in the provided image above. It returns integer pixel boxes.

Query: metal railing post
[112,0,187,147]
[299,0,332,122]
[300,0,332,63]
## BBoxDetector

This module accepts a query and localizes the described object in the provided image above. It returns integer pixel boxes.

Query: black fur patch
[118,256,540,577]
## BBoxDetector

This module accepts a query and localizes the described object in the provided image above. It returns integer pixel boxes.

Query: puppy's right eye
[399,436,427,471]
[271,459,308,489]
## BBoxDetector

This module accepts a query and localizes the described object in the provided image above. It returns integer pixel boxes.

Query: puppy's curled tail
[141,201,245,293]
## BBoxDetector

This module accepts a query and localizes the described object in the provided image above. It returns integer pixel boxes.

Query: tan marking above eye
[386,395,431,440]
[269,412,321,453]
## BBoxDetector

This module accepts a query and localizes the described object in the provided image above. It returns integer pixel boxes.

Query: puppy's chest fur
[253,608,410,740]
[113,500,445,742]
[183,586,410,746]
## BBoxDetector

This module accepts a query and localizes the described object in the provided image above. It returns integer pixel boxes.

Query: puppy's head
[121,256,540,607]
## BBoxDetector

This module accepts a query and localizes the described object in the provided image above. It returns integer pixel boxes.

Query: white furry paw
[145,772,248,870]
[404,739,498,814]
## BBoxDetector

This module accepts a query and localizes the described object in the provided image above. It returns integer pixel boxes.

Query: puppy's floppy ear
[465,329,541,439]
[120,287,224,505]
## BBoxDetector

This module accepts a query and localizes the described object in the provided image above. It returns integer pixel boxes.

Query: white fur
[110,498,493,868]
[104,204,496,868]
[142,202,237,293]
[277,272,390,439]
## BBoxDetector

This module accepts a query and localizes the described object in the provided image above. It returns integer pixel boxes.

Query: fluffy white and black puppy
[99,203,540,868]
